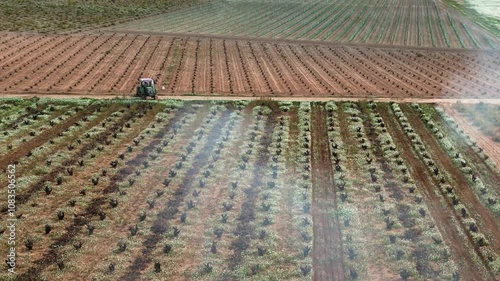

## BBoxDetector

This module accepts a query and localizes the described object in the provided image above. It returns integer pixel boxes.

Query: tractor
[136,78,158,100]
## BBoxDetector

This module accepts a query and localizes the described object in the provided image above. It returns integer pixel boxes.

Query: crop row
[390,103,500,277]
[2,34,500,98]
[0,102,156,223]
[109,0,500,49]
[412,104,499,214]
[2,100,499,280]
[324,102,363,280]
[353,102,456,280]
[11,100,189,279]
[0,102,74,154]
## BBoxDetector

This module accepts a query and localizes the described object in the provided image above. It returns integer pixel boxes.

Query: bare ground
[1,33,499,99]
[311,104,346,281]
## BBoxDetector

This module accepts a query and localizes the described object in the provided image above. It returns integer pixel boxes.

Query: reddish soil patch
[311,104,346,281]
[1,33,499,99]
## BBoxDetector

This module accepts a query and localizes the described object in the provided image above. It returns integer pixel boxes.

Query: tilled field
[110,0,500,49]
[0,99,499,281]
[1,33,500,99]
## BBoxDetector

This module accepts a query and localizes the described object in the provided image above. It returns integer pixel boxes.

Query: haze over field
[0,1,499,280]
[468,0,500,18]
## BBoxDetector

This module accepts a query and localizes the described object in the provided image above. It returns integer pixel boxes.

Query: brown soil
[228,110,275,271]
[311,104,346,281]
[378,103,492,281]
[4,100,499,280]
[175,38,197,94]
[121,109,232,280]
[15,103,153,279]
[8,103,136,209]
[103,29,500,52]
[56,106,202,281]
[8,103,120,182]
[173,106,252,277]
[1,32,499,99]
[356,105,403,279]
[13,104,160,278]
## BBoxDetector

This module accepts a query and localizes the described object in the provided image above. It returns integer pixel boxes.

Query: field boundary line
[3,93,500,104]
[98,30,500,53]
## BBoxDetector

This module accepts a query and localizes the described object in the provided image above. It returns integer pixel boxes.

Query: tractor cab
[136,78,158,100]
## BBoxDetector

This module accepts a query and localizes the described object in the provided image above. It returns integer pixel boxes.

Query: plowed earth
[1,32,499,99]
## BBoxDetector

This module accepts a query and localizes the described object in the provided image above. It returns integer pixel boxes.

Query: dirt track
[311,104,346,281]
[4,92,500,104]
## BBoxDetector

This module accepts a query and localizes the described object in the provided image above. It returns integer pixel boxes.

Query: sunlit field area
[1,0,499,280]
